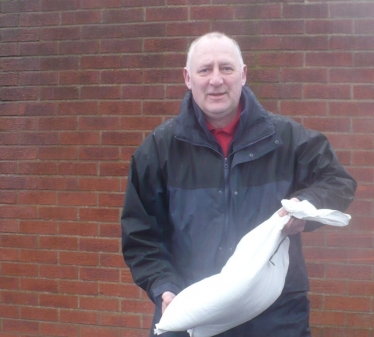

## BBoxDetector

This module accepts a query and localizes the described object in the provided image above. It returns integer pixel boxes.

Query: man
[121,32,356,337]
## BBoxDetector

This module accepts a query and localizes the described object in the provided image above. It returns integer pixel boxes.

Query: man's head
[184,32,247,128]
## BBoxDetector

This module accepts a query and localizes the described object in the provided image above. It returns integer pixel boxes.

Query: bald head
[186,32,244,73]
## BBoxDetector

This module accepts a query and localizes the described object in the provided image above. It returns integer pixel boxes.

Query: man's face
[184,37,247,128]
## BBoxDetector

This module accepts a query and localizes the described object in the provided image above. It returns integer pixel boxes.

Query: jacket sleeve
[289,126,357,231]
[121,136,183,303]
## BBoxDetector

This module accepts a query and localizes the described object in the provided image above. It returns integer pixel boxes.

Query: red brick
[80,267,119,282]
[99,282,140,298]
[80,297,119,312]
[99,163,130,177]
[353,152,374,166]
[19,72,58,86]
[41,27,80,40]
[144,38,187,52]
[147,7,187,21]
[101,70,142,84]
[40,87,79,100]
[21,307,58,322]
[19,248,58,263]
[0,304,19,319]
[0,176,37,189]
[121,300,154,315]
[306,19,353,34]
[58,191,97,206]
[332,68,374,84]
[281,36,328,50]
[331,36,374,50]
[101,39,142,53]
[40,322,79,337]
[325,296,371,312]
[79,177,120,192]
[2,319,39,334]
[19,132,59,145]
[310,310,346,326]
[280,68,327,83]
[58,222,98,236]
[143,101,181,116]
[19,102,57,116]
[81,25,122,39]
[347,313,374,328]
[122,85,164,99]
[235,4,281,19]
[37,147,77,160]
[19,41,58,56]
[81,0,121,8]
[237,36,281,51]
[102,8,143,22]
[99,101,141,115]
[100,312,141,328]
[39,235,79,250]
[167,22,211,36]
[99,253,123,267]
[0,13,19,27]
[121,54,164,68]
[0,205,37,219]
[60,309,99,325]
[81,56,120,69]
[305,84,351,99]
[253,84,302,99]
[59,101,100,115]
[0,276,19,290]
[99,223,121,238]
[0,247,18,261]
[62,10,101,24]
[59,280,98,296]
[79,207,119,224]
[1,57,40,71]
[18,162,57,175]
[2,262,38,277]
[0,103,18,116]
[0,191,17,205]
[79,237,119,253]
[1,87,39,101]
[20,12,59,26]
[303,117,350,133]
[59,41,99,55]
[330,3,374,18]
[81,326,121,337]
[20,278,58,293]
[348,281,374,296]
[355,20,374,34]
[283,4,328,18]
[40,294,78,309]
[0,42,18,56]
[281,101,327,116]
[0,220,18,234]
[39,265,78,280]
[260,20,304,35]
[41,57,79,70]
[79,147,119,161]
[81,86,121,99]
[40,0,80,11]
[306,52,353,66]
[354,85,374,100]
[0,73,18,86]
[59,251,99,266]
[329,102,374,117]
[57,162,98,176]
[2,28,40,42]
[352,118,374,133]
[60,132,100,145]
[326,265,372,281]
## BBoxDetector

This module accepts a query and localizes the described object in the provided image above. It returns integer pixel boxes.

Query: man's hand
[161,291,175,315]
[278,198,306,235]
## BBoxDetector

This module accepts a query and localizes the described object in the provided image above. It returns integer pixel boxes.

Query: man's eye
[222,67,233,72]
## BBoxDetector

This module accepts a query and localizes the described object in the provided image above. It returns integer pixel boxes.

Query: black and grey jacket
[121,85,356,304]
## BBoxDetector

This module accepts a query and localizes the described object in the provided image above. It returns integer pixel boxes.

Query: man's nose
[209,68,223,86]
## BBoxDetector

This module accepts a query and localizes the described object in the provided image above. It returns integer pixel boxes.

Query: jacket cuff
[151,282,182,304]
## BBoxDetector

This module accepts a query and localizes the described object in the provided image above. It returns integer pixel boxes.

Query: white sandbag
[154,200,351,337]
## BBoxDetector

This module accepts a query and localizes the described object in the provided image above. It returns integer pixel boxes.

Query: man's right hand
[161,291,176,315]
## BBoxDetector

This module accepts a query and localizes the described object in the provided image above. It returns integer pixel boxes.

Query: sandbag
[154,199,351,337]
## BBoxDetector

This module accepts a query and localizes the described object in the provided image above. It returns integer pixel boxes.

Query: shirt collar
[206,103,242,136]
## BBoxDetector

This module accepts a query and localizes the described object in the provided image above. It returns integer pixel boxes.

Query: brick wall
[1,1,373,336]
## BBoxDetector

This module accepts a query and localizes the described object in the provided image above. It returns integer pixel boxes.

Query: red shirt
[206,105,241,157]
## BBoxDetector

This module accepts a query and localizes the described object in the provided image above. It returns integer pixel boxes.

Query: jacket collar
[175,86,275,152]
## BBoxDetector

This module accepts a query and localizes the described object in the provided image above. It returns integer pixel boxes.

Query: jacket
[121,85,356,306]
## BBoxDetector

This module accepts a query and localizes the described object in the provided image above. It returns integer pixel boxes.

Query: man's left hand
[278,198,306,235]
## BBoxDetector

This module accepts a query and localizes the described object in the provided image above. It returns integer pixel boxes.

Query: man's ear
[241,65,247,86]
[183,67,192,90]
